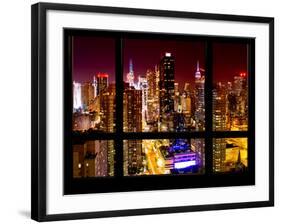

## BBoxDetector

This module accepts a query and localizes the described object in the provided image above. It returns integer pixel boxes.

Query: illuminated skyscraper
[73,81,82,111]
[213,83,227,131]
[213,138,226,172]
[184,82,191,92]
[126,59,135,87]
[100,84,116,176]
[174,82,179,95]
[81,82,92,110]
[75,79,97,112]
[194,61,205,131]
[159,52,175,131]
[155,64,160,100]
[96,73,109,95]
[212,83,227,172]
[123,87,143,175]
[191,138,205,172]
[233,74,246,96]
[146,67,160,125]
[147,69,157,100]
[181,92,192,128]
[232,73,248,130]
[138,75,148,127]
[100,84,116,132]
[181,92,191,114]
[192,61,205,170]
[225,73,248,131]
[123,87,142,132]
[183,82,194,128]
[94,140,109,176]
[227,91,237,129]
[92,75,98,98]
[174,82,180,112]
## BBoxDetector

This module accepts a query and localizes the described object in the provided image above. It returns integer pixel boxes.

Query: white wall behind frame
[0,0,280,224]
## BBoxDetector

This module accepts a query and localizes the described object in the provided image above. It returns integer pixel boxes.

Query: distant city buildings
[72,72,115,177]
[229,73,248,131]
[72,51,248,177]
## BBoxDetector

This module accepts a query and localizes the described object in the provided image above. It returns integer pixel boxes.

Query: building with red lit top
[96,73,109,96]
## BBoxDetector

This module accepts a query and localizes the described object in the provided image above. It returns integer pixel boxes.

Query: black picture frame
[31,2,274,222]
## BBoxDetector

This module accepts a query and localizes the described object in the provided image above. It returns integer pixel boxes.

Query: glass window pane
[72,36,116,132]
[123,38,205,132]
[212,42,248,131]
[73,140,115,178]
[213,138,248,173]
[123,138,205,176]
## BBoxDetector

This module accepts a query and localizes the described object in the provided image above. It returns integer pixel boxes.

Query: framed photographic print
[31,2,274,222]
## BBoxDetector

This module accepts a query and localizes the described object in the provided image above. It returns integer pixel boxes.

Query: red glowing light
[97,73,109,78]
[240,72,246,77]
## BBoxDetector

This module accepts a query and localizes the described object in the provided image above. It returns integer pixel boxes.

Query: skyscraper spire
[195,60,201,79]
[129,59,133,73]
[92,75,97,98]
[127,59,135,87]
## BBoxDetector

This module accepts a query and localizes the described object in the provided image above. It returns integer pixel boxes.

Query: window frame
[64,28,255,195]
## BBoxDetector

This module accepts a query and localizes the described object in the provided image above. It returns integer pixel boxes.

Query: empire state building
[126,59,135,87]
[194,61,205,131]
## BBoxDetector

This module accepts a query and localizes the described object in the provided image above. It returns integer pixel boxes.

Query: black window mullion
[205,40,213,174]
[122,131,206,140]
[115,36,124,177]
[211,131,249,138]
[247,39,255,176]
[72,132,117,141]
[64,33,73,192]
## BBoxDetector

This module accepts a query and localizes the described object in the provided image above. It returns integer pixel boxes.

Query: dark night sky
[72,36,248,87]
[73,36,116,83]
[213,42,247,83]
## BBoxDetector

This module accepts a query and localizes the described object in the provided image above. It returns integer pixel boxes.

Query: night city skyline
[71,34,249,178]
[72,36,247,85]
